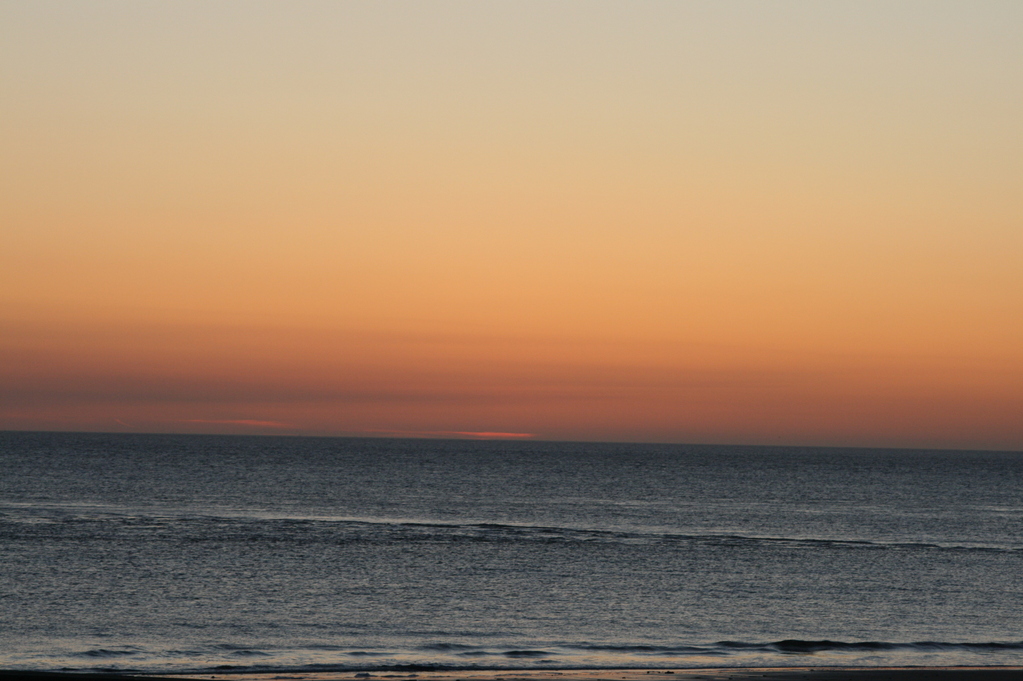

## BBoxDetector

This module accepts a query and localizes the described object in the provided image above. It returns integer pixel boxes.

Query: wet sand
[3,668,1023,681]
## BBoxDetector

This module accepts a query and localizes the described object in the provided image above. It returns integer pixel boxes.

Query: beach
[4,668,1023,681]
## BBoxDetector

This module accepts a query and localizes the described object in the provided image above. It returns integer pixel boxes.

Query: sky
[2,1,1021,449]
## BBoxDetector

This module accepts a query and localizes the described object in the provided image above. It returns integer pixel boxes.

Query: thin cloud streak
[361,429,535,440]
[181,418,291,428]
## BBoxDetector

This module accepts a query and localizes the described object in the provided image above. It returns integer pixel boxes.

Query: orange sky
[2,1,1021,449]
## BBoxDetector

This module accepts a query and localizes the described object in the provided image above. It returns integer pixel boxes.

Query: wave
[388,521,1020,552]
[70,649,141,659]
[707,640,1023,654]
[6,511,1017,552]
[73,640,1023,657]
[420,640,1023,656]
[43,640,1023,675]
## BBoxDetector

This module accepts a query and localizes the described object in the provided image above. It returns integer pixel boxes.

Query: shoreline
[4,668,1023,681]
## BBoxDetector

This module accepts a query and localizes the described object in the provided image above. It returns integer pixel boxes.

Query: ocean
[1,431,1021,673]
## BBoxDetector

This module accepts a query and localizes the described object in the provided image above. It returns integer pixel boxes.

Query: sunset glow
[2,1,1021,449]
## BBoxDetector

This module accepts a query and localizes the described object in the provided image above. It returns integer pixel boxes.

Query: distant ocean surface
[2,432,1022,673]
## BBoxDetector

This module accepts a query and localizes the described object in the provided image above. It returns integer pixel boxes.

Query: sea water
[1,431,1021,673]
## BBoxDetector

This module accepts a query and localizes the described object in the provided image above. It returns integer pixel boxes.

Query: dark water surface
[1,432,1021,672]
